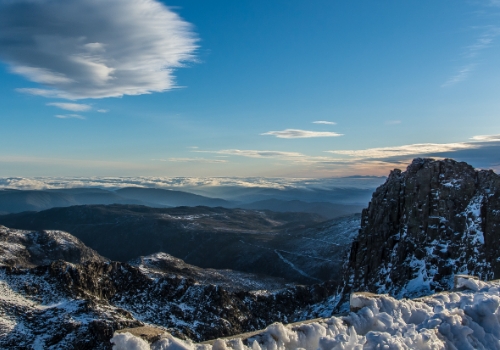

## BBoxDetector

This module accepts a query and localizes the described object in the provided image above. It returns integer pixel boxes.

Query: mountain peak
[342,158,500,304]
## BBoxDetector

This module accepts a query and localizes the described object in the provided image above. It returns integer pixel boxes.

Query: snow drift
[112,277,500,350]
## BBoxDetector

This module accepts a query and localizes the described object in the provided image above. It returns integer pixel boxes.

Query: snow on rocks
[112,278,500,350]
[0,225,104,267]
[343,158,500,308]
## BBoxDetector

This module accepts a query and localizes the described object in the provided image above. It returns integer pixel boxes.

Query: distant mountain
[237,199,364,219]
[0,187,233,214]
[0,205,359,284]
[0,189,79,213]
[115,186,231,207]
[193,186,374,205]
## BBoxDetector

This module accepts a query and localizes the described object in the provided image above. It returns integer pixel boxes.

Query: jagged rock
[344,158,500,300]
[129,252,291,292]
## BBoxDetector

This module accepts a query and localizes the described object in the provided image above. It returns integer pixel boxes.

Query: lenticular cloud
[0,0,197,99]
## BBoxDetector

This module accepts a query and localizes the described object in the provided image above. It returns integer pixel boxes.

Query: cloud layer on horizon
[0,0,197,99]
[0,175,385,192]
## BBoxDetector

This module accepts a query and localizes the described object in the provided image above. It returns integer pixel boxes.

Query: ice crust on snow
[112,279,500,350]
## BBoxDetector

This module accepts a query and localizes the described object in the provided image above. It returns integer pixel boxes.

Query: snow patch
[112,279,500,349]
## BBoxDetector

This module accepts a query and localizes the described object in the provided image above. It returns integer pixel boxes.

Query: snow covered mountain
[335,158,500,309]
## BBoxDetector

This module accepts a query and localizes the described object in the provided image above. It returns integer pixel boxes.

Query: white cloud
[11,66,74,84]
[55,114,86,120]
[470,134,500,141]
[206,149,305,158]
[47,102,92,112]
[0,0,197,99]
[97,109,108,113]
[312,121,336,125]
[327,142,477,159]
[261,129,343,139]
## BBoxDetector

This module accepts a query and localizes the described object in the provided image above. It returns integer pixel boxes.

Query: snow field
[112,278,500,350]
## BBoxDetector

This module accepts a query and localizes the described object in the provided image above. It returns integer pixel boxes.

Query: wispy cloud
[160,158,228,164]
[55,114,86,120]
[443,26,500,87]
[261,129,343,139]
[442,64,475,87]
[385,120,402,125]
[200,149,305,158]
[0,0,197,99]
[97,109,109,113]
[47,102,92,112]
[312,121,336,125]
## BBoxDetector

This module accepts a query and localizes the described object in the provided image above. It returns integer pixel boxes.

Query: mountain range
[1,158,500,349]
[0,186,367,220]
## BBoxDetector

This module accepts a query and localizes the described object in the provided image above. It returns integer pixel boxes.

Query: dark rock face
[345,158,500,299]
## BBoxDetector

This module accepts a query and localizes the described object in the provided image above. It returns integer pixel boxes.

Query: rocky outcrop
[0,226,106,268]
[344,158,500,300]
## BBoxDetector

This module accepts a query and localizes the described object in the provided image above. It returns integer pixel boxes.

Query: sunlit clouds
[47,103,92,112]
[326,142,477,160]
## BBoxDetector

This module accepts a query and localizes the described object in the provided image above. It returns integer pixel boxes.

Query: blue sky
[1,0,500,177]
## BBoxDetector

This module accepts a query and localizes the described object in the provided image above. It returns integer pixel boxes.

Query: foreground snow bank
[112,278,500,350]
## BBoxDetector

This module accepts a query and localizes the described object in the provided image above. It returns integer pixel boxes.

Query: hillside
[0,226,337,348]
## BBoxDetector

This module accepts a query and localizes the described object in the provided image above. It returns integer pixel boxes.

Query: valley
[0,205,359,284]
